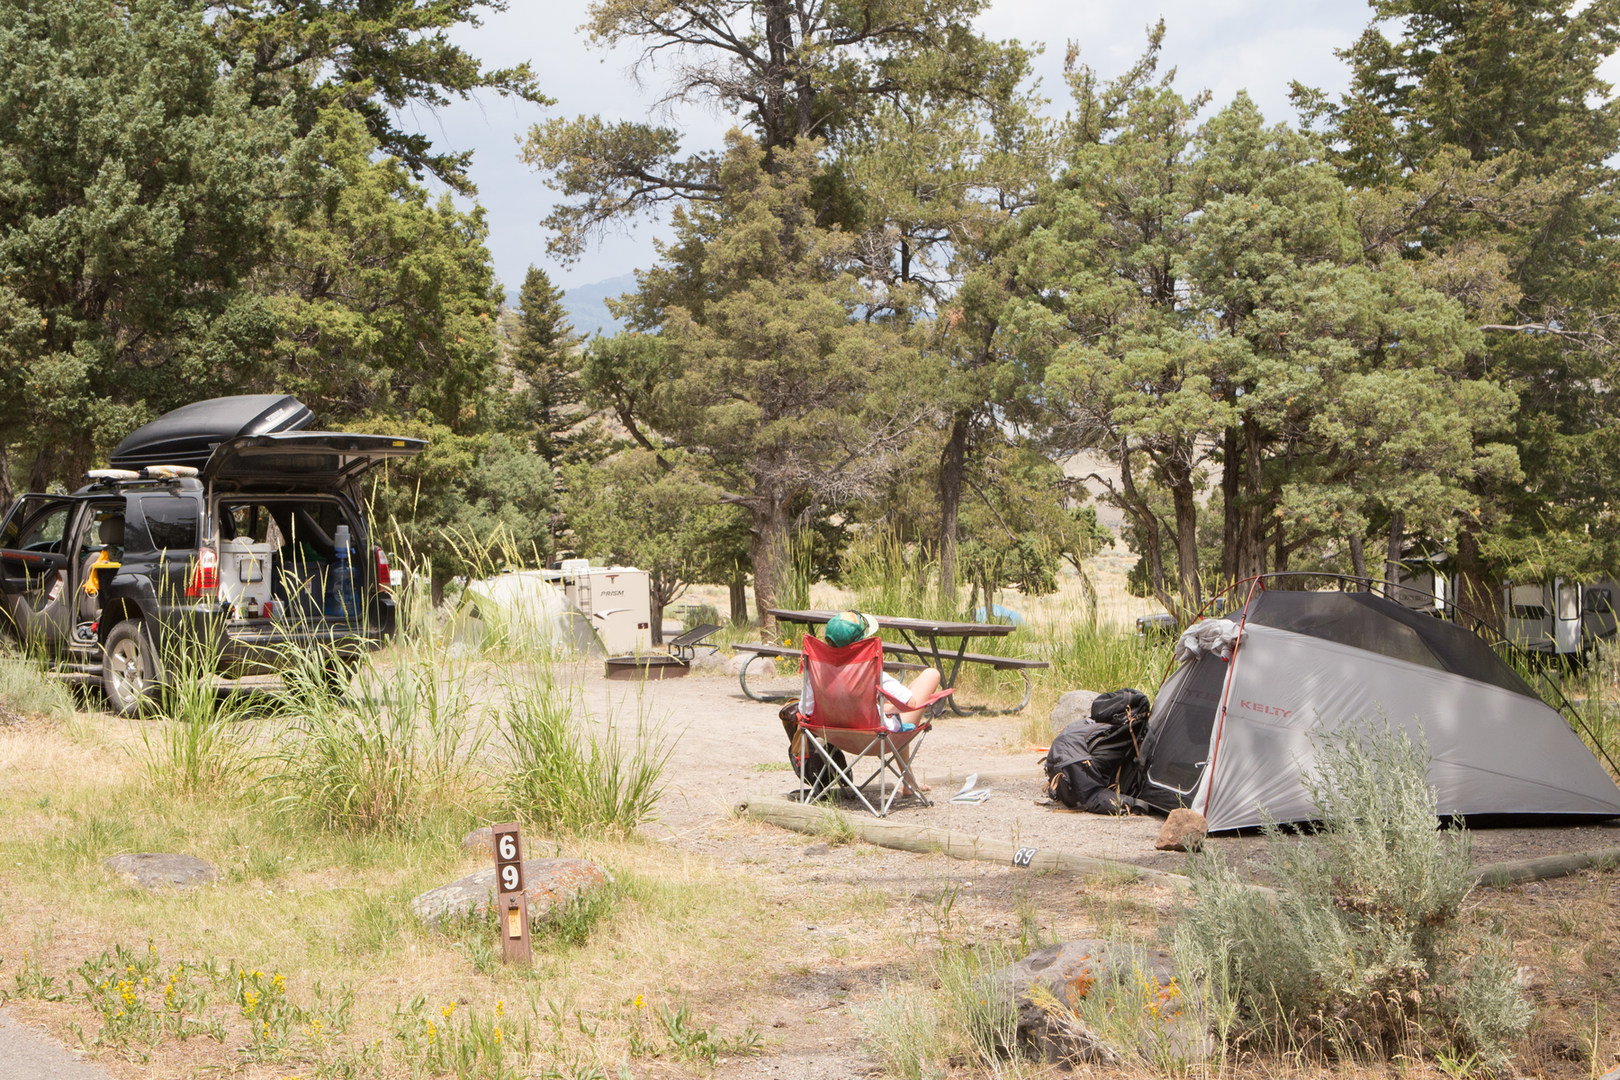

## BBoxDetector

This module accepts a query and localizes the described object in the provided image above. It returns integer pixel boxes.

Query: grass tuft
[498,665,671,838]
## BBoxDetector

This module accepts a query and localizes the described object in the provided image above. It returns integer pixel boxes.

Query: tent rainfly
[1136,588,1620,832]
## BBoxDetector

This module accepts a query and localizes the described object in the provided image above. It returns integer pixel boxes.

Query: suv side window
[13,503,74,553]
[139,496,199,552]
[2,496,66,549]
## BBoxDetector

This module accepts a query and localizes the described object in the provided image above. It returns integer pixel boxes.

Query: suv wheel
[103,620,155,717]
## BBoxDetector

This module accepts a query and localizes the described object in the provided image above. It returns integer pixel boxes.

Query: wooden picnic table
[740,608,1049,714]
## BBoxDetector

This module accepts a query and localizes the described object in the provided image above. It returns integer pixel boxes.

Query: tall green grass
[0,640,76,721]
[842,529,965,623]
[136,625,262,797]
[269,638,489,834]
[498,665,671,837]
[1039,615,1174,698]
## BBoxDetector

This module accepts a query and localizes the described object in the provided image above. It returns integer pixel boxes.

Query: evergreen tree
[603,135,936,630]
[509,266,584,464]
[1007,66,1513,614]
[1294,0,1620,613]
[521,0,1032,257]
[0,0,298,498]
[208,0,547,194]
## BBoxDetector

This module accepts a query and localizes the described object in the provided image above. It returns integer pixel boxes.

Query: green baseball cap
[824,610,879,648]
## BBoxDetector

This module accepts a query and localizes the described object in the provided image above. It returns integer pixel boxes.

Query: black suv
[0,395,423,715]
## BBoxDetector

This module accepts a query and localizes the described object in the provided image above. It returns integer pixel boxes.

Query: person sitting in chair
[801,610,941,793]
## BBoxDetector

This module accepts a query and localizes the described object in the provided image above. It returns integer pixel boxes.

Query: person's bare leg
[898,668,941,794]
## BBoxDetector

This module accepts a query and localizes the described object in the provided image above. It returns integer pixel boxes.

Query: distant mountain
[558,273,636,338]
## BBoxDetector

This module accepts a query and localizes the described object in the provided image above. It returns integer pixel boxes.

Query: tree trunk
[1384,510,1405,599]
[0,444,12,520]
[729,573,749,625]
[1273,522,1288,573]
[1456,525,1502,632]
[649,591,666,646]
[1221,423,1240,582]
[28,445,50,493]
[937,410,969,602]
[431,574,447,609]
[750,495,790,637]
[1348,530,1367,581]
[1170,473,1201,610]
[1238,418,1268,579]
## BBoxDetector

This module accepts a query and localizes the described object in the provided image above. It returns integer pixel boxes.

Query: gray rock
[1155,809,1208,853]
[688,649,728,673]
[411,858,608,929]
[104,853,218,891]
[991,940,1212,1066]
[462,827,495,858]
[725,652,766,677]
[1049,690,1100,734]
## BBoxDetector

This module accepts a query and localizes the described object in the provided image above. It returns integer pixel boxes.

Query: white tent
[462,571,599,656]
[1137,588,1620,832]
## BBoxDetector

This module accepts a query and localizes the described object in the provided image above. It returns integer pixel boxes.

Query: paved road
[0,1011,110,1080]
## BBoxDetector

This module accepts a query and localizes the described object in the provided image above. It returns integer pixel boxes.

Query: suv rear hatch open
[202,431,425,488]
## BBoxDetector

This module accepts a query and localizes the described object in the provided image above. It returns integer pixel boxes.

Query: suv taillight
[375,547,391,590]
[187,546,218,597]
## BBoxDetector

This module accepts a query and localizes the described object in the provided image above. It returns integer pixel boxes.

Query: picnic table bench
[737,611,1050,714]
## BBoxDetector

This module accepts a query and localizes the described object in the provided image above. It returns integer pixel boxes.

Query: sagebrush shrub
[1172,725,1531,1068]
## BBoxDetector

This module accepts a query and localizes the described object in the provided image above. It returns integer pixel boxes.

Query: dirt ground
[3,634,1617,1079]
[561,657,1620,1080]
[581,659,1620,874]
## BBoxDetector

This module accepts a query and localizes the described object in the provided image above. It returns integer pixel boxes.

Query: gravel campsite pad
[577,662,1620,878]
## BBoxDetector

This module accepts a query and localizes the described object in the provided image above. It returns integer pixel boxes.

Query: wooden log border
[736,794,1188,888]
[1471,846,1620,888]
[737,794,1620,892]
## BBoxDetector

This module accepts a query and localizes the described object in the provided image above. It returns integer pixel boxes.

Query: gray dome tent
[1137,586,1620,832]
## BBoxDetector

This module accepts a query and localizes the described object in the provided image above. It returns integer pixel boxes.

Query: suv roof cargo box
[110,395,315,471]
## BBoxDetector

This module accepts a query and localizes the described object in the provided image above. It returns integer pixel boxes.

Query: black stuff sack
[780,700,848,796]
[1044,688,1152,814]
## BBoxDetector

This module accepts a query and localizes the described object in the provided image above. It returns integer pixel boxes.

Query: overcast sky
[417,1,1382,293]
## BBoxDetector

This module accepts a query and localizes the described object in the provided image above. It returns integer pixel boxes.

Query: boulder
[462,827,495,858]
[411,858,608,929]
[688,649,728,673]
[1048,690,1100,734]
[725,652,766,677]
[1154,809,1208,853]
[990,940,1211,1066]
[104,853,218,891]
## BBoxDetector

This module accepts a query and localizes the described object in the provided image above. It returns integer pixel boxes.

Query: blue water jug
[325,524,356,618]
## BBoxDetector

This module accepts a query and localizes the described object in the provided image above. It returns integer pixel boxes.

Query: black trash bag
[780,700,848,796]
[1044,688,1153,814]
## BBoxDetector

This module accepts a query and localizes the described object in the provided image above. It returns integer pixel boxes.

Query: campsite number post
[492,822,532,964]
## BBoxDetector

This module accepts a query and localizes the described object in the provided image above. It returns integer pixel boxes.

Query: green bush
[1172,725,1531,1068]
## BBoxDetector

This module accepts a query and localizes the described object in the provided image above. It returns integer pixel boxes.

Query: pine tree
[510,266,583,464]
[1295,0,1620,614]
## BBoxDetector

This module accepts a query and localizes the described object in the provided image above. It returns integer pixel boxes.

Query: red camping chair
[793,634,953,816]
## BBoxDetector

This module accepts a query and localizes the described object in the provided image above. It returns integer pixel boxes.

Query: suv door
[0,496,88,647]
